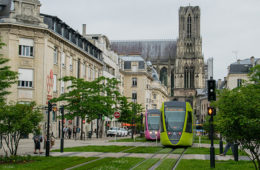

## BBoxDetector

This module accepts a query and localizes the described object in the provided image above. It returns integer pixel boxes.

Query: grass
[176,159,255,170]
[124,146,163,153]
[172,148,185,154]
[158,148,173,154]
[194,135,226,144]
[109,137,151,142]
[0,156,97,170]
[134,158,160,170]
[185,147,248,156]
[156,159,176,170]
[75,157,145,170]
[52,145,134,153]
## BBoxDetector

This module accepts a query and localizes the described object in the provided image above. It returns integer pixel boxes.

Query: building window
[152,104,157,109]
[187,14,192,38]
[160,67,167,86]
[82,63,86,78]
[69,57,73,71]
[61,52,65,68]
[18,69,33,88]
[138,61,145,69]
[132,78,137,87]
[124,61,131,69]
[19,38,34,57]
[184,66,194,89]
[53,74,57,92]
[153,94,157,99]
[54,47,58,64]
[237,79,242,87]
[61,80,64,94]
[132,91,137,102]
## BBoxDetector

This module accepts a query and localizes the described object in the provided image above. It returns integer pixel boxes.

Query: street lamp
[46,101,52,157]
[60,105,64,153]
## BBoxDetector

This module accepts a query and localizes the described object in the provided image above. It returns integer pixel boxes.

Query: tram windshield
[148,116,160,130]
[165,107,185,132]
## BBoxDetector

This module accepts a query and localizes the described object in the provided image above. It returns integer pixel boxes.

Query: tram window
[185,111,192,133]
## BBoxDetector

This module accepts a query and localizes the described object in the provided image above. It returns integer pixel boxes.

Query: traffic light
[48,101,52,112]
[208,107,216,116]
[208,78,216,101]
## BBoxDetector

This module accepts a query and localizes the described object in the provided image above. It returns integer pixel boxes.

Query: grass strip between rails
[172,148,185,154]
[133,158,160,170]
[176,159,255,170]
[52,145,134,153]
[155,159,177,170]
[185,147,248,156]
[124,146,163,153]
[0,156,97,170]
[74,157,145,170]
[109,137,152,142]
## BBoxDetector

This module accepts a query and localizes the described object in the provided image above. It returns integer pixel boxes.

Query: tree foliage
[0,39,18,103]
[0,102,43,156]
[214,65,260,170]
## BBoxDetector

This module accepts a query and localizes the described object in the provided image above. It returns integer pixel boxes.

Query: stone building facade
[120,55,168,111]
[0,0,103,137]
[111,6,205,107]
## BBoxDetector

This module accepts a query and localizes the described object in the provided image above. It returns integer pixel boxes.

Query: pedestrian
[73,126,77,139]
[68,127,72,139]
[50,132,55,148]
[76,126,80,139]
[33,134,43,154]
[220,138,235,156]
[63,126,68,139]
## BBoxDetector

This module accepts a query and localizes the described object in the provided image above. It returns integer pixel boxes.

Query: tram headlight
[178,132,182,135]
[149,131,152,134]
[155,131,158,135]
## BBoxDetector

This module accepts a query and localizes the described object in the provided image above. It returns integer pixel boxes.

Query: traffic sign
[114,112,120,118]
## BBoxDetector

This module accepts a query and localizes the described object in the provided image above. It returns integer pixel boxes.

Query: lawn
[0,156,97,170]
[124,146,163,153]
[74,157,145,170]
[194,135,226,144]
[156,159,176,170]
[185,147,248,156]
[172,148,185,154]
[109,137,151,142]
[176,159,255,170]
[134,158,160,170]
[52,145,134,153]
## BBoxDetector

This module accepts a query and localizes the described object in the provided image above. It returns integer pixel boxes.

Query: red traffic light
[83,120,86,124]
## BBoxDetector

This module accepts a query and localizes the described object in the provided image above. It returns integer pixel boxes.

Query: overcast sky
[41,0,260,80]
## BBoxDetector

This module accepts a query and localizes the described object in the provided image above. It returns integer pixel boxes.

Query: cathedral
[111,6,205,105]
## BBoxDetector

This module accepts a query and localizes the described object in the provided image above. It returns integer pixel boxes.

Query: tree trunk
[99,120,104,138]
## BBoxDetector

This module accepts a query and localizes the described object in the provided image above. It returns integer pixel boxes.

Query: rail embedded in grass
[74,157,145,170]
[176,159,255,170]
[133,158,160,170]
[124,146,163,153]
[52,145,134,153]
[155,159,177,170]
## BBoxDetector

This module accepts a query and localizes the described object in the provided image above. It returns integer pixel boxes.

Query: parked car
[107,127,120,137]
[120,128,128,137]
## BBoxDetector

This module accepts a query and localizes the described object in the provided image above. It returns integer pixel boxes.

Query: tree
[0,102,43,156]
[0,39,18,103]
[214,65,260,170]
[52,76,122,139]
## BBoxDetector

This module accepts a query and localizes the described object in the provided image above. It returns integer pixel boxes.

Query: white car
[107,127,120,137]
[120,128,128,137]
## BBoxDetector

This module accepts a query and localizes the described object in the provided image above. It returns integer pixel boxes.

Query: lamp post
[60,105,64,153]
[46,101,52,157]
[140,113,143,137]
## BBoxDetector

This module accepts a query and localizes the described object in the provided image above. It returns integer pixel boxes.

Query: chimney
[82,24,86,36]
[250,56,255,66]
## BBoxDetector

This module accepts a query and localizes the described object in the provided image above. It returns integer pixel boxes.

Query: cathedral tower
[174,6,205,103]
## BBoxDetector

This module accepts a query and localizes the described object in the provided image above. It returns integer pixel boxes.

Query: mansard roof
[111,40,177,63]
[229,64,252,74]
[40,13,103,62]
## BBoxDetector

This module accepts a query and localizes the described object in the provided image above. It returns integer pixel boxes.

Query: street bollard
[219,134,223,154]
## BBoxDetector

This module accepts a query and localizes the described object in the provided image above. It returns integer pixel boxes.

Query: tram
[160,101,193,147]
[144,109,160,140]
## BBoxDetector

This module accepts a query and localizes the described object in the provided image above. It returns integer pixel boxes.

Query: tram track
[172,147,187,170]
[149,148,175,170]
[129,147,166,170]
